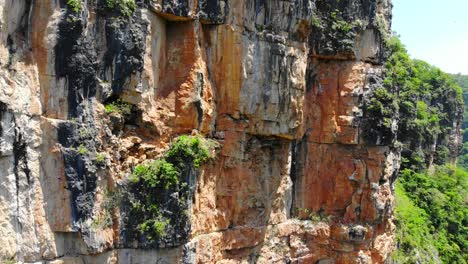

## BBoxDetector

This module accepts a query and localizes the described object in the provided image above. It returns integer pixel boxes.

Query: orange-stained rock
[192,133,292,236]
[136,20,215,138]
[304,61,380,145]
[40,118,73,232]
[293,143,393,222]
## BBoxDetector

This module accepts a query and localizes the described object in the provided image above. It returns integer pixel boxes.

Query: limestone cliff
[0,0,398,263]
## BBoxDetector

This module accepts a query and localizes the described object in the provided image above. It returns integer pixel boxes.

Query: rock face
[0,0,397,263]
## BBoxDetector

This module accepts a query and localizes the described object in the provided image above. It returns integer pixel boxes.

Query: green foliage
[367,87,397,124]
[104,100,132,116]
[77,144,88,155]
[92,189,123,229]
[329,10,362,33]
[452,74,468,168]
[379,37,463,170]
[127,135,218,241]
[78,127,91,138]
[386,37,466,263]
[394,166,468,263]
[137,216,170,239]
[166,135,218,168]
[295,207,332,224]
[375,16,390,44]
[95,152,106,165]
[2,259,16,264]
[392,182,440,264]
[363,86,398,143]
[434,145,450,165]
[326,9,363,49]
[311,7,364,54]
[311,17,322,29]
[128,159,180,240]
[459,140,468,169]
[106,0,136,17]
[67,0,82,13]
[130,159,179,190]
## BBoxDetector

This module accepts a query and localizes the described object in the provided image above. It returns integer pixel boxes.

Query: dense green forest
[452,74,468,170]
[394,166,467,263]
[384,38,467,263]
[451,74,468,89]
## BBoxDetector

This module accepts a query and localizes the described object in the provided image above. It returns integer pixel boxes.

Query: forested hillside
[390,39,467,263]
[452,74,468,169]
[451,74,468,89]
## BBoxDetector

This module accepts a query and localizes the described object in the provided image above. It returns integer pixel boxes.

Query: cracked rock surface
[0,0,398,263]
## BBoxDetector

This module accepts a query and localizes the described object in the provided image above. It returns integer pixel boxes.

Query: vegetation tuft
[295,207,332,224]
[92,189,123,229]
[77,144,88,155]
[95,152,106,165]
[165,135,218,169]
[105,0,136,17]
[310,7,364,55]
[126,135,219,242]
[104,100,133,117]
[129,159,179,190]
[66,0,82,13]
[329,10,363,34]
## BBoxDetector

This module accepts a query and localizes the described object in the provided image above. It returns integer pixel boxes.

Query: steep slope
[452,74,468,169]
[393,166,467,264]
[382,39,463,172]
[386,42,465,263]
[0,0,428,263]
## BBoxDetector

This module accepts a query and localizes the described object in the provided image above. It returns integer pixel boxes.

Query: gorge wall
[0,0,401,263]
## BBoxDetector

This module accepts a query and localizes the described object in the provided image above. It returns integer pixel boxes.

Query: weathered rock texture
[0,0,397,263]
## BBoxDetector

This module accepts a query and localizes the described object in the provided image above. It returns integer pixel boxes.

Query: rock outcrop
[0,0,398,263]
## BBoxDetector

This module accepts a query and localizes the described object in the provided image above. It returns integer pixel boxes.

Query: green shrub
[95,152,106,165]
[434,146,449,165]
[137,216,170,239]
[329,10,362,33]
[295,207,332,223]
[315,9,363,51]
[106,0,136,17]
[78,127,91,138]
[362,86,398,144]
[165,135,218,168]
[126,135,219,242]
[92,189,123,229]
[67,0,82,13]
[104,100,132,116]
[383,37,465,263]
[77,144,88,155]
[311,17,322,29]
[130,159,179,190]
[367,87,397,128]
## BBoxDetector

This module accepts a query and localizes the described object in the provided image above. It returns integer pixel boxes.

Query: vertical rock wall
[0,0,397,263]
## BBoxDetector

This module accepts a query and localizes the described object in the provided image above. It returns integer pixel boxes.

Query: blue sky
[392,0,468,74]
